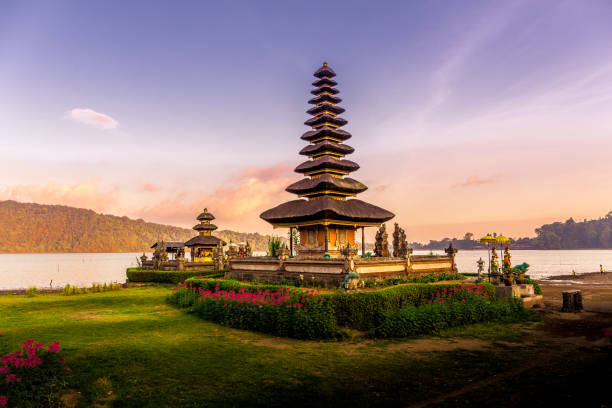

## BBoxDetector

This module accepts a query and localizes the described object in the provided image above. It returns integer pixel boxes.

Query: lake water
[1,250,612,289]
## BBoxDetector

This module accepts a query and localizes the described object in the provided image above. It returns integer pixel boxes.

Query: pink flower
[0,395,7,406]
[64,366,71,371]
[47,341,61,353]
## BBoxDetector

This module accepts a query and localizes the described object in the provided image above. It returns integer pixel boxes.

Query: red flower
[0,395,7,406]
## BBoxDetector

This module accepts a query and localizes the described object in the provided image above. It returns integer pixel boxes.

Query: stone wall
[226,253,456,285]
[141,260,217,271]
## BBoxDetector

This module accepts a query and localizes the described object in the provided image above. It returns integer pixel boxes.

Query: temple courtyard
[1,283,610,407]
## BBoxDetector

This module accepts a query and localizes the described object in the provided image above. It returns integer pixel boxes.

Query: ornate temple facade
[184,208,226,262]
[260,63,394,258]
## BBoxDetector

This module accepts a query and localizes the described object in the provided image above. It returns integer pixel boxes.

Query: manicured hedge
[370,297,528,338]
[184,277,287,293]
[365,273,467,287]
[167,283,343,339]
[326,282,497,331]
[126,268,224,284]
[191,292,342,340]
[524,277,542,295]
[176,278,498,332]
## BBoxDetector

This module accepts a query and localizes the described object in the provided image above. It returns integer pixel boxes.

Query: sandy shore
[539,272,612,313]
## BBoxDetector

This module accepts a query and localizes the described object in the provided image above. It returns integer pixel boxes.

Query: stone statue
[503,246,511,271]
[341,242,358,259]
[392,223,409,258]
[238,244,245,257]
[152,241,168,270]
[245,241,252,257]
[176,247,185,261]
[444,243,458,272]
[374,224,390,257]
[477,257,485,281]
[491,246,499,274]
[278,244,290,260]
[140,253,148,265]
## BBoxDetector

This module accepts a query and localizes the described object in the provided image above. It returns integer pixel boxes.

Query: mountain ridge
[0,200,272,253]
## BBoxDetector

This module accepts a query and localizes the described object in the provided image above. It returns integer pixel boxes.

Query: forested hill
[410,211,612,250]
[0,200,272,253]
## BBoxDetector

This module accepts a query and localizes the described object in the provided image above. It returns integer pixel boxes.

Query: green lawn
[1,286,610,407]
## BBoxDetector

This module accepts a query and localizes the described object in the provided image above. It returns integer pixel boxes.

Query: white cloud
[66,108,119,129]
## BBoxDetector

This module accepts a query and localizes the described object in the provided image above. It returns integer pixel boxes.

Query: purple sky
[1,0,612,241]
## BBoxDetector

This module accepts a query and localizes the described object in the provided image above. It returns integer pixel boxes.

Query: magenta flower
[47,341,61,353]
[0,395,7,406]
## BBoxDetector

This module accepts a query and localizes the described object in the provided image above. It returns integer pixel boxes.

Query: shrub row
[126,268,224,284]
[327,282,496,331]
[168,284,343,339]
[370,297,528,338]
[364,273,467,288]
[174,279,498,332]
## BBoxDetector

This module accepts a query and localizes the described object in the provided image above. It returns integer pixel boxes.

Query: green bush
[126,268,224,284]
[326,282,496,331]
[167,283,343,340]
[370,297,528,338]
[25,287,37,297]
[62,282,122,296]
[523,277,542,295]
[364,273,466,288]
[191,293,342,340]
[173,279,498,332]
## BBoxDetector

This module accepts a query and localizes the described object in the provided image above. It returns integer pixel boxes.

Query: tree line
[409,211,612,250]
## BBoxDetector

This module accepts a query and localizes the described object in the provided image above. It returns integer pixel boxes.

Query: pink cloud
[134,163,294,231]
[1,180,117,212]
[142,183,159,192]
[453,176,495,188]
[66,108,118,129]
[374,184,389,192]
[238,162,292,182]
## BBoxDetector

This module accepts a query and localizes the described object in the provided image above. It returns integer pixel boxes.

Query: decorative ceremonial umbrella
[495,235,510,245]
[480,234,497,281]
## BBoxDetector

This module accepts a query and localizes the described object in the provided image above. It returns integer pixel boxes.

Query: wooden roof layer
[260,197,394,225]
[286,175,367,195]
[184,235,226,247]
[295,157,359,174]
[304,114,347,128]
[196,210,215,221]
[312,77,337,87]
[299,140,354,156]
[310,85,339,95]
[301,126,351,142]
[193,223,218,231]
[308,93,342,105]
[314,63,336,78]
[306,103,345,116]
[150,242,185,249]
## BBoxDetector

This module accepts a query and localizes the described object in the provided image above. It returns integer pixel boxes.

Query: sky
[1,0,612,243]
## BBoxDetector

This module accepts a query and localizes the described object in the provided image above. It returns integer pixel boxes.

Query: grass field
[1,286,610,407]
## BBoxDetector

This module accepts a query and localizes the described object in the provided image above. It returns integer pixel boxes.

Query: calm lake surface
[1,250,612,289]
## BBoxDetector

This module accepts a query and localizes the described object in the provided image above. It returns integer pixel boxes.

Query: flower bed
[0,339,70,407]
[168,282,342,339]
[327,282,497,331]
[167,279,512,339]
[126,268,224,284]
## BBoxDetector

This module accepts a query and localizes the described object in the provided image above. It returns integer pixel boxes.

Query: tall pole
[361,227,365,256]
[289,227,294,257]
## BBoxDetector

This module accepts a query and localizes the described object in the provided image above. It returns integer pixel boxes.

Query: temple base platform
[226,253,456,285]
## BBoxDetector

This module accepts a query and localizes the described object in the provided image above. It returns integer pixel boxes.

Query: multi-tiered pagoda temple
[260,62,394,258]
[184,208,226,262]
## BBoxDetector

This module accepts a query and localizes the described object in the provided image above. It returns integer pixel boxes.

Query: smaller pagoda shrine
[184,208,227,262]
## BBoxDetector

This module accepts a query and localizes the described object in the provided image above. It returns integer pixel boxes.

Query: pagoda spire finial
[323,61,328,67]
